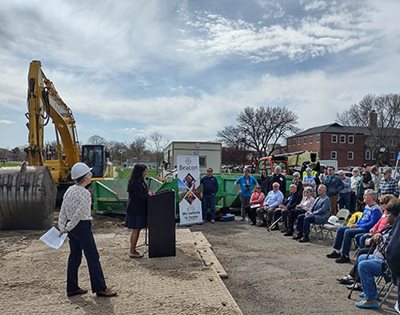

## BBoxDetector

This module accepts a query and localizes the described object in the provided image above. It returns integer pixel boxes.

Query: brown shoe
[96,288,117,297]
[67,288,88,297]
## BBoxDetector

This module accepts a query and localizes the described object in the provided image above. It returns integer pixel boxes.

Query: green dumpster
[92,177,177,215]
[92,179,129,214]
[92,174,292,216]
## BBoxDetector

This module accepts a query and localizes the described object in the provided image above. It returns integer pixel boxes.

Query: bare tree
[149,132,165,174]
[337,94,400,163]
[129,137,147,164]
[221,147,250,168]
[218,106,299,157]
[107,141,128,164]
[87,135,107,145]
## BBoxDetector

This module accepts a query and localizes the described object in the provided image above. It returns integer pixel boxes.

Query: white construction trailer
[163,141,222,174]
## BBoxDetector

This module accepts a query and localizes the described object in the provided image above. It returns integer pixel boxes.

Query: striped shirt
[378,177,399,197]
[58,185,93,231]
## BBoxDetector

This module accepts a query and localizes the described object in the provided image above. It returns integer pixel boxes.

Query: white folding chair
[322,209,350,241]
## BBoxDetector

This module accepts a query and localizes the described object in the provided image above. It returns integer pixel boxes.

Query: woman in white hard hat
[59,162,117,297]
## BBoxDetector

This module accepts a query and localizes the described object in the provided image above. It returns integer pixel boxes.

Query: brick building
[287,122,400,169]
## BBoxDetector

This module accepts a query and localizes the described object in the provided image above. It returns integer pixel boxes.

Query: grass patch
[1,161,22,167]
[115,166,158,180]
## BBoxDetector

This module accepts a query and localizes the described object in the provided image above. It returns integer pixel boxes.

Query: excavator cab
[81,145,106,178]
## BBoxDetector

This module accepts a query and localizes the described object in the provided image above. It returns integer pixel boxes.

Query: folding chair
[311,223,325,240]
[378,277,396,306]
[322,209,350,241]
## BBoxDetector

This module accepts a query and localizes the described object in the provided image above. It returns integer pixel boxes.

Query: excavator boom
[0,61,85,230]
[26,60,80,183]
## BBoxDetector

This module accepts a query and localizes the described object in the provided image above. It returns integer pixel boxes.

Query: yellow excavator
[0,61,109,229]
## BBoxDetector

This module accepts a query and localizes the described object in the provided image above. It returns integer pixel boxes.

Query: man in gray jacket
[294,184,331,243]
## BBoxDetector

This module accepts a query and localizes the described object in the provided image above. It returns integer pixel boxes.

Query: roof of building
[289,123,369,138]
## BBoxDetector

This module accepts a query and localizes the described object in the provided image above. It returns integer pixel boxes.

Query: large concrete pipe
[0,164,56,230]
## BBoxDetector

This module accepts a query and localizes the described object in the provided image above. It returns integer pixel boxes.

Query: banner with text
[177,155,202,225]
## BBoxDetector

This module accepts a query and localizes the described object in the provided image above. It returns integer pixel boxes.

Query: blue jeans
[333,226,368,257]
[357,254,383,301]
[202,194,216,220]
[67,220,107,293]
[355,233,371,249]
[296,214,316,236]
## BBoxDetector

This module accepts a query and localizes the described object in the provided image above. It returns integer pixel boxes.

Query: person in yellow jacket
[347,211,363,226]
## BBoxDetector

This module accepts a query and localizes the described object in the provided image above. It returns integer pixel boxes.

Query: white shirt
[58,185,93,231]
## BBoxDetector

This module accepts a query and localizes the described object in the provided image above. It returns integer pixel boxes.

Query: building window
[199,156,207,167]
[372,150,376,161]
[348,135,354,144]
[298,138,301,146]
[348,151,354,160]
[365,149,371,160]
[304,136,307,144]
[316,134,320,143]
[340,135,346,143]
[309,135,313,144]
[331,151,337,159]
[331,135,337,143]
[390,151,395,161]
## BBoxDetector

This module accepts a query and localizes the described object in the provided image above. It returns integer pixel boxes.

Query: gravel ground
[0,214,398,315]
[0,216,241,315]
[191,217,398,315]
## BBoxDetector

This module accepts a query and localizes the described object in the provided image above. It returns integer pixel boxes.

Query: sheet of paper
[250,204,261,208]
[40,226,68,250]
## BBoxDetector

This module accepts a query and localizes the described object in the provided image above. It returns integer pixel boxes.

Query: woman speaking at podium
[126,164,153,258]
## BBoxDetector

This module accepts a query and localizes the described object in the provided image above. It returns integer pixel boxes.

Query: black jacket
[386,215,400,276]
[258,175,271,194]
[269,174,286,196]
[285,191,302,211]
[126,165,148,216]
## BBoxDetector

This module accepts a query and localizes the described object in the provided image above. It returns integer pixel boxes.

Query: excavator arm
[26,60,80,183]
[0,60,105,230]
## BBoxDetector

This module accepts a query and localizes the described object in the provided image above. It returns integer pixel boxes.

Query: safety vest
[302,170,317,179]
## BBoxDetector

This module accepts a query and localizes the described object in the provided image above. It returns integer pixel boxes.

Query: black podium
[148,190,176,258]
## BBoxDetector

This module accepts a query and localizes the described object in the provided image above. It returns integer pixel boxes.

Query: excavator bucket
[0,164,56,230]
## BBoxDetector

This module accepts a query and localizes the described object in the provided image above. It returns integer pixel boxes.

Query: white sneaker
[395,301,399,314]
[211,219,215,223]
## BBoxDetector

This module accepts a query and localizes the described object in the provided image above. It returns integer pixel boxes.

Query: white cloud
[180,2,378,62]
[302,1,328,12]
[0,119,15,125]
[0,0,399,149]
[258,0,285,19]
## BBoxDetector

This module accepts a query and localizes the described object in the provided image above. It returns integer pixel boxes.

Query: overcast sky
[0,0,399,149]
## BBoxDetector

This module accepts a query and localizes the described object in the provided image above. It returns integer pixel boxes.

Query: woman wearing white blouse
[59,162,117,298]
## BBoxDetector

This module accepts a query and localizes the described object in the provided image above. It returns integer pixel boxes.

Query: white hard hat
[327,215,339,225]
[71,162,92,180]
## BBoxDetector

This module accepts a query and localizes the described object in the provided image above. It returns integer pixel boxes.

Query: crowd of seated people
[240,163,400,312]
